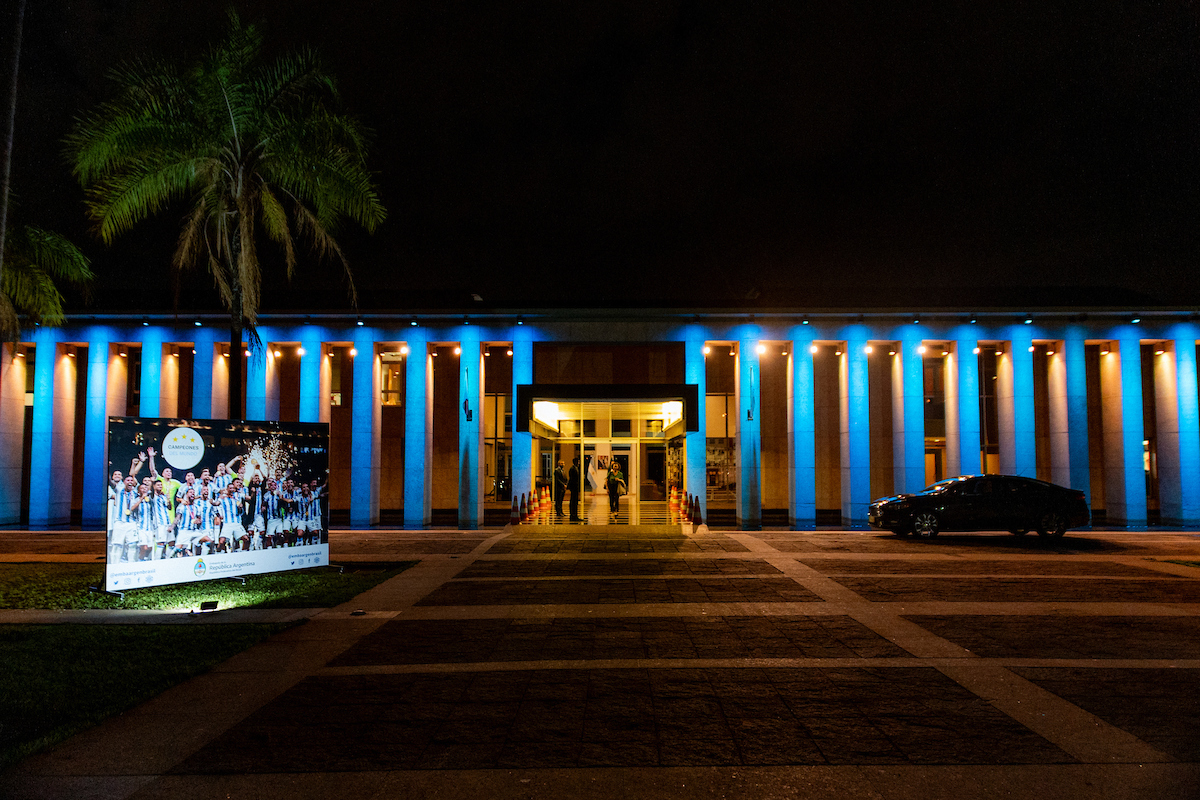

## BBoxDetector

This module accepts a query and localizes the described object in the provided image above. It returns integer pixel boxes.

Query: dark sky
[7,0,1199,313]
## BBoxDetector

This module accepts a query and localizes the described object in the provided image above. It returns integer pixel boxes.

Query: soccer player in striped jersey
[214,485,245,554]
[261,479,285,548]
[147,478,173,559]
[172,489,201,556]
[111,475,140,563]
[211,455,242,493]
[134,483,156,561]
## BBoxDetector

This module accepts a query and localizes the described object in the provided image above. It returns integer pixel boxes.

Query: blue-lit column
[896,326,926,492]
[788,325,815,527]
[0,344,30,524]
[298,328,325,423]
[29,329,76,527]
[999,325,1036,477]
[350,325,380,527]
[191,326,215,419]
[458,326,483,529]
[1099,328,1147,524]
[245,331,270,420]
[683,326,708,521]
[404,326,432,528]
[841,325,871,525]
[1060,327,1091,498]
[950,328,981,477]
[81,327,114,528]
[139,326,163,417]
[736,327,762,529]
[511,325,534,506]
[1162,325,1200,524]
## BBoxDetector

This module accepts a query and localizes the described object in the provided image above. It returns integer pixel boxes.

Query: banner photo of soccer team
[105,417,331,591]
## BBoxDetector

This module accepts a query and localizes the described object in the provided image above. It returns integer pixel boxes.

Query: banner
[104,417,330,591]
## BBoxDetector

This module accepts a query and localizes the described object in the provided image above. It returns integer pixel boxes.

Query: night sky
[7,0,1199,314]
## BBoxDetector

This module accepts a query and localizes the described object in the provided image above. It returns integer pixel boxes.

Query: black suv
[868,475,1090,538]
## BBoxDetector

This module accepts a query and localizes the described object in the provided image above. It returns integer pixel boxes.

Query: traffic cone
[692,495,702,525]
[537,487,547,515]
[519,493,528,523]
[510,496,520,526]
[669,486,678,513]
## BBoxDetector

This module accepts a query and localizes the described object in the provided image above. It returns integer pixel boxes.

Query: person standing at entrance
[607,461,626,513]
[568,457,582,521]
[554,461,568,516]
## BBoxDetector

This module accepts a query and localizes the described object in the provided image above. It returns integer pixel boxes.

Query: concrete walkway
[3,525,1200,799]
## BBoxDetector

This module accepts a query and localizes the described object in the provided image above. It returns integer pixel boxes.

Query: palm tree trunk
[0,0,28,290]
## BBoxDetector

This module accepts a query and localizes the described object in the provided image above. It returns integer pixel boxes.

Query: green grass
[0,561,416,611]
[0,560,417,769]
[0,623,293,770]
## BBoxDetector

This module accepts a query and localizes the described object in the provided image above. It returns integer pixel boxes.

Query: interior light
[781,350,788,356]
[516,317,524,325]
[994,349,1003,356]
[191,349,196,355]
[1047,350,1056,356]
[506,349,513,356]
[1028,345,1035,352]
[297,347,306,356]
[1024,317,1033,325]
[913,316,920,324]
[864,345,873,354]
[888,350,896,356]
[400,346,409,355]
[802,317,810,325]
[356,318,364,327]
[809,345,818,354]
[141,320,149,327]
[170,350,179,358]
[969,317,977,324]
[702,345,711,355]
[67,349,75,358]
[756,344,767,355]
[1155,349,1165,356]
[941,350,949,356]
[973,347,981,354]
[454,347,461,355]
[410,320,418,327]
[1131,317,1141,324]
[917,345,927,354]
[14,349,22,357]
[221,352,228,359]
[273,350,281,358]
[835,350,843,356]
[119,349,127,358]
[729,348,735,356]
[1101,347,1111,355]
[349,348,357,357]
[194,320,202,327]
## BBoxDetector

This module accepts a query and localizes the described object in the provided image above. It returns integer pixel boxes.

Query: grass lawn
[0,561,416,611]
[0,561,415,769]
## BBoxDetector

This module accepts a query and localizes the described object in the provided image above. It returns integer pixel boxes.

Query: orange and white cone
[519,493,528,523]
[510,496,520,526]
[669,486,678,513]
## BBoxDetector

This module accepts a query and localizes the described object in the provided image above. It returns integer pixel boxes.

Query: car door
[961,477,999,530]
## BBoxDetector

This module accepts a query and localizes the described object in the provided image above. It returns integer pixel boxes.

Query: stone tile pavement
[3,525,1200,799]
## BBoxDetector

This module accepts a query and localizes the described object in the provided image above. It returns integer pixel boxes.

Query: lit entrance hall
[524,399,688,525]
[5,309,1200,530]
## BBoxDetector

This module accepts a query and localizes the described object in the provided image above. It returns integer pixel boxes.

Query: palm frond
[258,184,296,279]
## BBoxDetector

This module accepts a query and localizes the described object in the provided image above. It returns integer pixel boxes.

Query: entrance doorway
[532,400,685,524]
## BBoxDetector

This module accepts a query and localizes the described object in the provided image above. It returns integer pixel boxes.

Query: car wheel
[1037,510,1067,538]
[912,512,939,538]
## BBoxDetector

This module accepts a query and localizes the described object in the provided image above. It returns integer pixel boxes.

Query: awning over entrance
[514,384,700,433]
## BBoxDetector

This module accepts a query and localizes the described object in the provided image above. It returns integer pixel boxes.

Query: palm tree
[67,12,385,417]
[0,222,93,341]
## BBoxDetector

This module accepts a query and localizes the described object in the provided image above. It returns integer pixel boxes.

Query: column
[28,330,76,527]
[264,338,280,421]
[350,326,380,526]
[211,340,230,419]
[138,326,163,417]
[1062,329,1091,497]
[788,326,815,527]
[0,344,29,524]
[160,343,179,418]
[1099,331,1147,524]
[245,333,270,421]
[458,326,483,529]
[684,325,708,521]
[191,326,215,419]
[404,326,432,528]
[298,328,325,423]
[1163,325,1200,524]
[841,325,871,524]
[736,326,762,529]
[894,326,925,493]
[81,328,115,527]
[1008,325,1036,476]
[952,329,981,476]
[511,325,534,506]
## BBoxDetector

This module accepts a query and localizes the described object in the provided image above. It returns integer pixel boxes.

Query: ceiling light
[454,347,461,355]
[702,345,711,355]
[809,345,818,354]
[349,348,357,357]
[297,347,306,356]
[506,349,513,356]
[917,345,927,354]
[756,344,767,355]
[400,346,409,355]
[864,345,873,354]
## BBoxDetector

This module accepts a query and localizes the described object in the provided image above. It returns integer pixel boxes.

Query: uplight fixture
[702,345,711,355]
[400,345,409,355]
[756,344,767,355]
[973,347,981,354]
[349,348,357,357]
[297,347,306,356]
[864,345,873,354]
[917,345,927,355]
[809,345,818,354]
[454,347,461,355]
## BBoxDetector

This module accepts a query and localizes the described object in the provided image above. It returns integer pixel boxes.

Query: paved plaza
[2,525,1200,799]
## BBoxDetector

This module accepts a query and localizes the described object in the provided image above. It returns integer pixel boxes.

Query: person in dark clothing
[568,458,582,521]
[607,461,626,512]
[553,460,568,516]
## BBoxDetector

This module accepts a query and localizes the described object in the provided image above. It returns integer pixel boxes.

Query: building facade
[4,307,1199,529]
